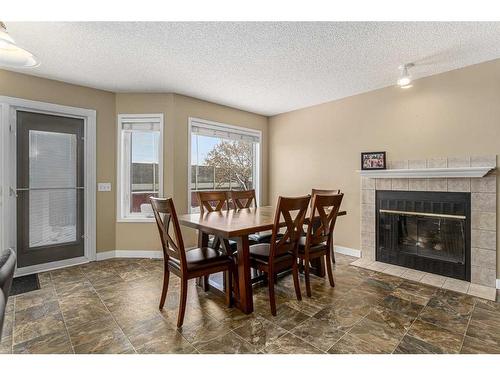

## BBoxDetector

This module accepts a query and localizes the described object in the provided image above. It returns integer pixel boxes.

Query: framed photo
[361,151,386,170]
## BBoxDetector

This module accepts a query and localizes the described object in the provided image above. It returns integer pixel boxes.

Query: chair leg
[203,275,210,292]
[325,252,335,287]
[268,271,277,316]
[292,262,302,301]
[304,258,312,298]
[225,269,233,307]
[159,267,170,309]
[177,278,188,328]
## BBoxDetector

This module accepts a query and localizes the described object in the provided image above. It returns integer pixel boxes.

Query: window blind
[191,121,260,143]
[121,121,160,132]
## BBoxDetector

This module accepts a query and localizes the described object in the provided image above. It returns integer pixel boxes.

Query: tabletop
[178,206,347,238]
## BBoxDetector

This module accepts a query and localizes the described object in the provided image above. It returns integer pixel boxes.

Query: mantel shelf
[358,167,495,179]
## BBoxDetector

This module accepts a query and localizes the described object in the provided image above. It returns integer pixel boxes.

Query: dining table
[177,205,347,314]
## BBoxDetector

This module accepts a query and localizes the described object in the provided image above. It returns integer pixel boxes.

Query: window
[117,114,163,221]
[188,118,261,213]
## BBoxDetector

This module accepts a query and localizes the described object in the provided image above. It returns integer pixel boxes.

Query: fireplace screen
[377,191,470,281]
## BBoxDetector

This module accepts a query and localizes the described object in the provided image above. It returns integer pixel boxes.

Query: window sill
[116,218,156,223]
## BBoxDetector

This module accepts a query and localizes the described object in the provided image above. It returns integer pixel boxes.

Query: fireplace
[376,190,471,281]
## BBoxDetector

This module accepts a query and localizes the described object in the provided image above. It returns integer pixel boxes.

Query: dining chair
[298,193,343,297]
[230,189,274,245]
[197,191,229,214]
[311,188,341,201]
[150,197,234,327]
[249,195,310,316]
[196,190,237,290]
[309,189,341,263]
[230,189,257,209]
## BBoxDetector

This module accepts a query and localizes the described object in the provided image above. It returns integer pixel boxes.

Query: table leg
[236,235,253,314]
[311,257,326,277]
[197,231,210,290]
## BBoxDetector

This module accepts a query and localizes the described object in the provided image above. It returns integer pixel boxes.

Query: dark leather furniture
[0,249,16,339]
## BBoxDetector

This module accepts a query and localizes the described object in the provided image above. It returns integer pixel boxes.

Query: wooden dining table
[178,206,347,314]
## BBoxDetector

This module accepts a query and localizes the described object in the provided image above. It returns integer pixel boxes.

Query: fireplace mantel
[358,166,494,179]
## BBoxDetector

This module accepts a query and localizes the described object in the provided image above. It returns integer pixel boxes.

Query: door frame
[0,96,97,276]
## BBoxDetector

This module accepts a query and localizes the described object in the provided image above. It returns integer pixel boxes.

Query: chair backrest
[0,248,16,301]
[305,193,344,249]
[311,188,341,206]
[197,191,229,213]
[270,195,311,261]
[150,197,187,270]
[230,189,257,209]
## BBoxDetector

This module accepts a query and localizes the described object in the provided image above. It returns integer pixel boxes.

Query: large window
[189,118,261,212]
[117,114,163,221]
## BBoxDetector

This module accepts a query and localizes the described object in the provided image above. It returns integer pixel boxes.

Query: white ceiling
[4,22,500,116]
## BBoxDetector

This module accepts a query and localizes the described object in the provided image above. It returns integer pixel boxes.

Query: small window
[188,118,261,213]
[117,114,163,221]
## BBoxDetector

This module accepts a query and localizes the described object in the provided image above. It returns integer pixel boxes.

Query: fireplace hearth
[376,190,471,281]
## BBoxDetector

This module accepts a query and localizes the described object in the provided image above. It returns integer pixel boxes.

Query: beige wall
[269,59,500,277]
[0,71,268,253]
[0,70,117,252]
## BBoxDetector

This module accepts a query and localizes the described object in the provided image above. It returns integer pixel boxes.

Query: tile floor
[1,254,499,354]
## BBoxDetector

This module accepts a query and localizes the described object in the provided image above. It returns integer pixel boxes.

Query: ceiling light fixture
[0,22,39,68]
[397,63,414,89]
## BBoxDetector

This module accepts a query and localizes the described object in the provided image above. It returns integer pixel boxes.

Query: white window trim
[117,113,164,223]
[0,96,97,275]
[187,117,262,213]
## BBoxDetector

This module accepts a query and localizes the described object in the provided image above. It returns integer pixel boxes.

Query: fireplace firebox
[376,190,471,281]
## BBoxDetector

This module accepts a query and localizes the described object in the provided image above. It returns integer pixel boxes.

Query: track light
[397,63,414,89]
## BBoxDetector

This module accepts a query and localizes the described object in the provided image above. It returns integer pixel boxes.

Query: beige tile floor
[1,254,499,354]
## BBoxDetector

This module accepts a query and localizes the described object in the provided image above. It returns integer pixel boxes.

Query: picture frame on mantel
[361,151,386,170]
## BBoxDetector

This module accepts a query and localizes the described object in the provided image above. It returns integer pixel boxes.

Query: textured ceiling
[4,22,500,115]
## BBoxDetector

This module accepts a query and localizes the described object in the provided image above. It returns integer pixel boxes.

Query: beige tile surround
[359,155,497,300]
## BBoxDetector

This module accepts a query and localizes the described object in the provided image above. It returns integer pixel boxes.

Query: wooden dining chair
[230,189,277,245]
[311,188,341,202]
[197,191,229,213]
[249,195,310,316]
[150,197,234,327]
[230,189,257,209]
[196,190,236,288]
[309,189,341,263]
[298,193,343,297]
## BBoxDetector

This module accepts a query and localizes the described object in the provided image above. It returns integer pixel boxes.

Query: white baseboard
[334,245,361,258]
[96,250,163,261]
[15,256,90,277]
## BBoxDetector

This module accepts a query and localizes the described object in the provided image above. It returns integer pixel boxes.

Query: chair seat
[248,231,282,244]
[208,236,238,252]
[297,236,328,254]
[168,247,231,271]
[249,243,293,263]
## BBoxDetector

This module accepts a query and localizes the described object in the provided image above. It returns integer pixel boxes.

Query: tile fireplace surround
[356,155,498,301]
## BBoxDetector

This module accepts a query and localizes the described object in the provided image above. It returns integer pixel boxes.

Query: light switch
[98,182,112,192]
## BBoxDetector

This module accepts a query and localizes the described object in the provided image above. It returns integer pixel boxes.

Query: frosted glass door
[29,131,78,247]
[16,111,85,268]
